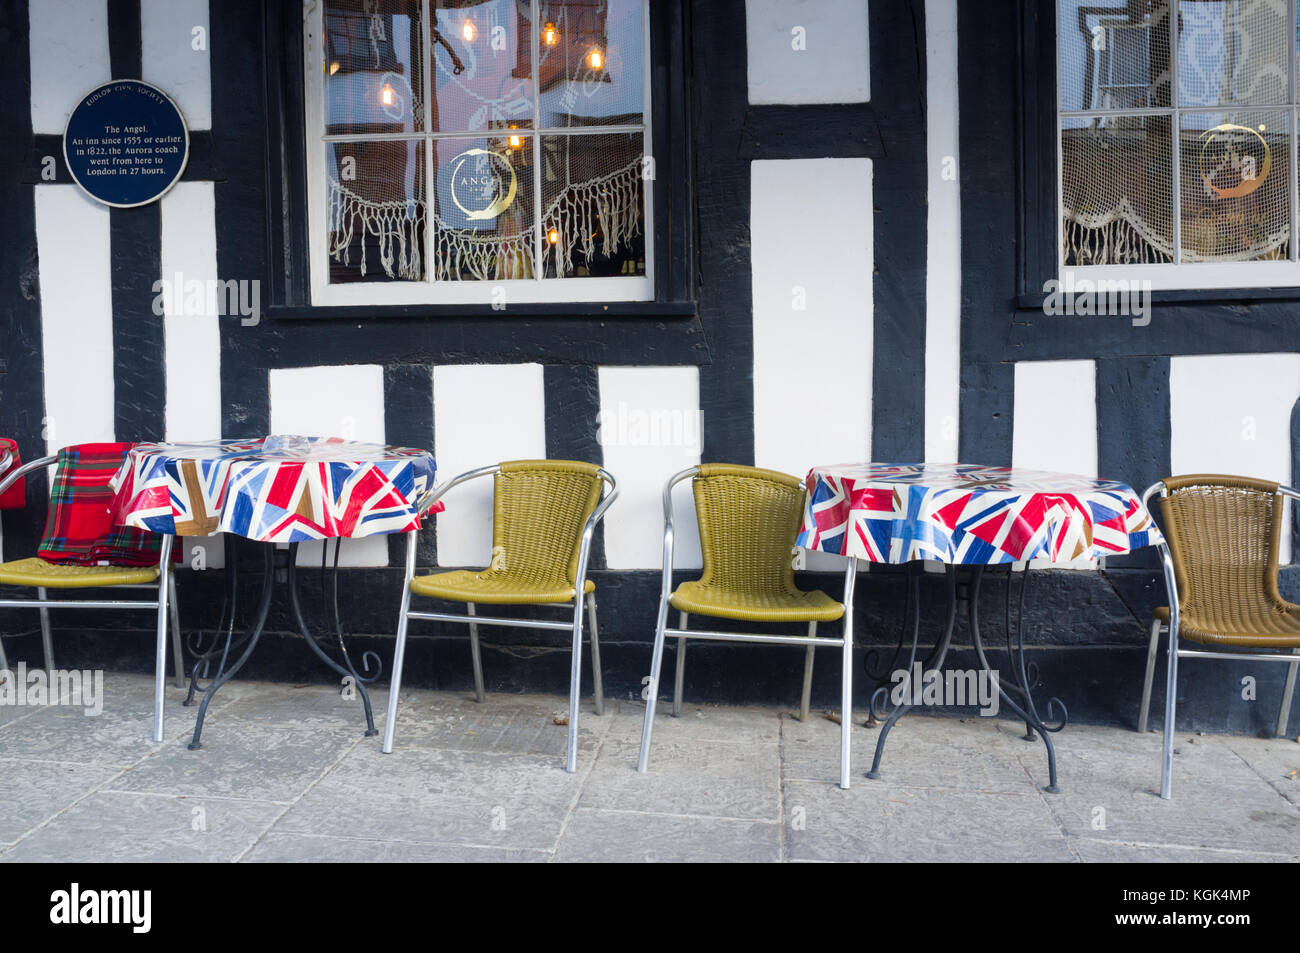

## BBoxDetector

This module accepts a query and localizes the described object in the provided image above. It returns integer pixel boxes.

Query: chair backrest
[1157,474,1287,625]
[492,460,605,585]
[690,464,804,595]
[37,442,166,567]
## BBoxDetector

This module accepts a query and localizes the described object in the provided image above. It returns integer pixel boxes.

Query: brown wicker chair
[1141,475,1300,799]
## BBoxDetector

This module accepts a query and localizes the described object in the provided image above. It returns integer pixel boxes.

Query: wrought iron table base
[864,564,1067,793]
[183,539,380,749]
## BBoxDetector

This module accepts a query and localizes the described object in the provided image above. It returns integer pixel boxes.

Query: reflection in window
[320,0,648,286]
[1060,0,1297,266]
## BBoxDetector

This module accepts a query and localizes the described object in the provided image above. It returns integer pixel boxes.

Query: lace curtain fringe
[327,157,644,281]
[1063,212,1290,265]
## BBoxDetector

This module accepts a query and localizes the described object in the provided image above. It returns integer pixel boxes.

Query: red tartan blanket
[0,438,23,510]
[36,442,170,567]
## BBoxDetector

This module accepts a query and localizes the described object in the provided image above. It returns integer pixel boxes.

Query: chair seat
[670,581,845,623]
[0,556,160,589]
[410,569,595,605]
[1155,606,1300,648]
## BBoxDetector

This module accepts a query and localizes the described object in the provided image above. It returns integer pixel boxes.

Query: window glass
[1059,0,1298,268]
[318,0,650,290]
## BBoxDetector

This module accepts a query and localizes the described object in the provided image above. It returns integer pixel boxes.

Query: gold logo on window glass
[448,148,518,220]
[1198,123,1272,200]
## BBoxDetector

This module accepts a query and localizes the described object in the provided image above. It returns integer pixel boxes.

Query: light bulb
[543,23,558,45]
[463,20,476,43]
[548,228,559,244]
[329,61,340,75]
[508,131,522,149]
[589,49,603,69]
[380,83,396,106]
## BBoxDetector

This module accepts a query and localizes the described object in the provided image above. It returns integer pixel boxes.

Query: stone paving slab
[582,736,781,820]
[1221,735,1300,806]
[1068,838,1299,863]
[553,809,781,863]
[0,759,120,845]
[241,832,550,863]
[783,780,1076,863]
[1042,776,1300,853]
[0,791,283,863]
[109,721,361,802]
[780,711,1039,792]
[0,671,1295,862]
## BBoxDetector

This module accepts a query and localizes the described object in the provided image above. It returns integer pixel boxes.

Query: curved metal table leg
[863,562,917,688]
[286,542,378,737]
[969,565,1065,793]
[866,565,959,780]
[188,545,275,749]
[327,539,382,685]
[185,534,241,706]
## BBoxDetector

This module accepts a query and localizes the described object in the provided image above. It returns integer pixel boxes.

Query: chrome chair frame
[382,464,619,773]
[1140,480,1300,799]
[0,453,183,742]
[637,467,859,789]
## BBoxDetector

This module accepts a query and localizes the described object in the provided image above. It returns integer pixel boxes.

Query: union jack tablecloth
[798,463,1162,565]
[109,436,438,542]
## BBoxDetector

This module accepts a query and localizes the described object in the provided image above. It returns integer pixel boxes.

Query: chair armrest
[418,464,500,516]
[573,469,621,584]
[587,468,620,530]
[655,467,699,592]
[1141,480,1181,625]
[0,454,57,500]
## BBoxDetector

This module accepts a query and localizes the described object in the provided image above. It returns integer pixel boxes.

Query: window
[303,0,653,306]
[1059,0,1300,289]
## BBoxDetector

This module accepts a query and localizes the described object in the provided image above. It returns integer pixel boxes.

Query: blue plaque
[63,80,189,208]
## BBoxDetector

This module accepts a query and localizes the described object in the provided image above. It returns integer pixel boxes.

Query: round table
[110,436,438,748]
[797,463,1163,792]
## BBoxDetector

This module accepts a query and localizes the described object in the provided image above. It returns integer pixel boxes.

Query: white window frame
[1057,0,1300,291]
[303,0,654,306]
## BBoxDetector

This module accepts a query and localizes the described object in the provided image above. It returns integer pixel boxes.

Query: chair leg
[672,611,688,717]
[37,587,54,673]
[637,591,672,773]
[1137,618,1163,734]
[168,573,184,689]
[800,622,816,722]
[466,602,486,703]
[381,582,414,754]
[839,556,857,790]
[152,535,174,744]
[565,587,586,774]
[1160,622,1179,800]
[586,592,604,716]
[1277,649,1299,738]
[0,629,8,679]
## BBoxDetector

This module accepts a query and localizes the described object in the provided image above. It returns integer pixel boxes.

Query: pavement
[0,671,1297,862]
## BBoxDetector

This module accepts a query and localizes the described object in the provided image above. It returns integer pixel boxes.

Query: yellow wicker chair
[382,460,618,773]
[637,464,859,788]
[1141,475,1300,799]
[0,451,183,743]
